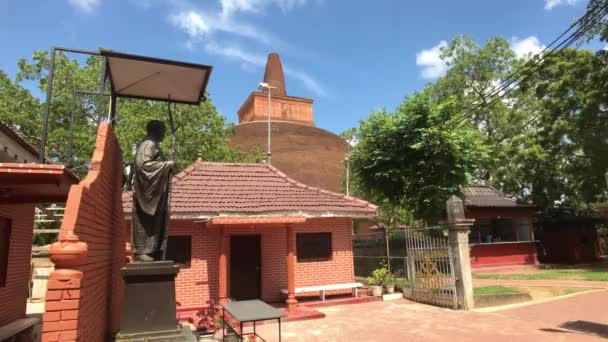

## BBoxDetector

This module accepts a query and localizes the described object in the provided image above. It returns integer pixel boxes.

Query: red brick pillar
[219,225,228,302]
[42,270,82,342]
[285,224,297,312]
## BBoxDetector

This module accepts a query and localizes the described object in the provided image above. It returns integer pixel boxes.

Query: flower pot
[196,331,216,341]
[385,285,395,294]
[370,285,383,297]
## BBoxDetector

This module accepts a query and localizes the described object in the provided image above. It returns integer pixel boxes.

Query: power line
[447,2,608,130]
[483,0,606,102]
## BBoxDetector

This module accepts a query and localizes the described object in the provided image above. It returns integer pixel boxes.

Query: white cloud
[220,0,309,17]
[544,0,580,10]
[171,11,210,38]
[167,1,323,96]
[204,41,267,66]
[283,66,325,96]
[416,41,448,80]
[170,9,276,46]
[511,36,545,59]
[204,41,325,96]
[68,0,101,13]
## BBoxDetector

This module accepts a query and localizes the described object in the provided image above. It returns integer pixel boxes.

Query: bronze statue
[131,120,175,262]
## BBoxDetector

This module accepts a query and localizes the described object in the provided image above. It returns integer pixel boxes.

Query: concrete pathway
[473,278,608,288]
[253,297,606,341]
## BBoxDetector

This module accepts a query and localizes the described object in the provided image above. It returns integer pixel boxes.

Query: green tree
[582,0,608,43]
[0,70,41,143]
[518,48,608,210]
[349,88,485,222]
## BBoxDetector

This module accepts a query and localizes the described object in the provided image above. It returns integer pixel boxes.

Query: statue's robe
[131,138,172,258]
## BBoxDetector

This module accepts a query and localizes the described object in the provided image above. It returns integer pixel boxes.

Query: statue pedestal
[115,261,195,341]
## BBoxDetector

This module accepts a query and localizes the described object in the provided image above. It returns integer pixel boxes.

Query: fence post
[446,195,475,310]
[384,228,391,272]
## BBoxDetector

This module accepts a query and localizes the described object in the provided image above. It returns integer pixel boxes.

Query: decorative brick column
[285,224,298,312]
[43,229,87,342]
[219,225,228,302]
[447,195,475,310]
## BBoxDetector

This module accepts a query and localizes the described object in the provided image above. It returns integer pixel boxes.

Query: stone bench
[281,282,363,301]
[0,317,40,342]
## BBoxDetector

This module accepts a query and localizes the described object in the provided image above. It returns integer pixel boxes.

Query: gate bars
[352,226,458,309]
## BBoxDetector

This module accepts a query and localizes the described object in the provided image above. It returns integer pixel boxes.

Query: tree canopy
[349,88,485,222]
[347,34,608,223]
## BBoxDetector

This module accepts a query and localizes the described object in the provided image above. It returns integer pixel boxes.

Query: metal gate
[403,227,457,308]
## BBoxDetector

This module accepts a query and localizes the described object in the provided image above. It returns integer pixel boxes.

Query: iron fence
[352,226,457,308]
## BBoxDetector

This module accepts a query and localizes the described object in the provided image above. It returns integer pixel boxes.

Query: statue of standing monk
[132,120,175,262]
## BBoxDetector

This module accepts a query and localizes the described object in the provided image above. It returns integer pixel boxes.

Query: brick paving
[493,290,608,339]
[253,295,606,341]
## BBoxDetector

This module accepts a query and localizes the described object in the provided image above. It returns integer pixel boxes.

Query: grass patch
[395,278,411,288]
[474,286,523,296]
[473,265,608,282]
[563,287,595,295]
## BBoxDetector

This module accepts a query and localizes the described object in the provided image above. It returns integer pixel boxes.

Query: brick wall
[0,204,35,327]
[470,242,537,268]
[42,122,127,342]
[237,92,315,126]
[174,217,354,315]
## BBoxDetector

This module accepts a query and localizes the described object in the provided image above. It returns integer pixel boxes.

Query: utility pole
[258,82,276,164]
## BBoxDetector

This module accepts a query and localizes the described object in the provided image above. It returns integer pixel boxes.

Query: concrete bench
[281,282,363,301]
[0,317,40,342]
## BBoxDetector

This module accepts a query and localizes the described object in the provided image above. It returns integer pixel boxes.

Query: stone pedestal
[115,261,195,341]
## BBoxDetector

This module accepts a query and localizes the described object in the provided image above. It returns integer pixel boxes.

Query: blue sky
[0,0,599,134]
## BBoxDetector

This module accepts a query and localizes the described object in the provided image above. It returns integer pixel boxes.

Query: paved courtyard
[254,290,608,341]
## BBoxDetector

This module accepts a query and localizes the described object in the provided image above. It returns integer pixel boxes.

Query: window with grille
[296,232,332,261]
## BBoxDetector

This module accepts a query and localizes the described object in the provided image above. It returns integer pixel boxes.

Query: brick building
[0,121,38,163]
[229,53,350,193]
[122,161,377,315]
[463,185,538,268]
[0,124,77,339]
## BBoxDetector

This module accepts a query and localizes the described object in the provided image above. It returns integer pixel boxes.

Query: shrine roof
[463,185,534,208]
[122,161,377,218]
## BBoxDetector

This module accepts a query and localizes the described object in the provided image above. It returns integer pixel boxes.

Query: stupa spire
[262,53,286,96]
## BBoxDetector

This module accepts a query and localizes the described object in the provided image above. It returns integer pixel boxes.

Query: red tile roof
[462,185,532,208]
[0,163,78,204]
[122,161,377,218]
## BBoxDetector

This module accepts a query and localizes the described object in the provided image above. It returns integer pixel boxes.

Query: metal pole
[385,227,391,273]
[39,47,56,163]
[109,93,117,125]
[67,89,76,166]
[96,57,107,127]
[346,158,350,196]
[267,87,272,164]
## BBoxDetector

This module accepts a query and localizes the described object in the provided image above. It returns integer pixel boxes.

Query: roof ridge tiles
[265,162,378,210]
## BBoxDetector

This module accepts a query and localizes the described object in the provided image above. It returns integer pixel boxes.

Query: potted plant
[189,300,220,341]
[384,271,396,294]
[367,265,388,296]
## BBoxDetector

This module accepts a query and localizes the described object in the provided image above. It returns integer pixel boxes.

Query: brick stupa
[237,53,315,126]
[230,53,349,192]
